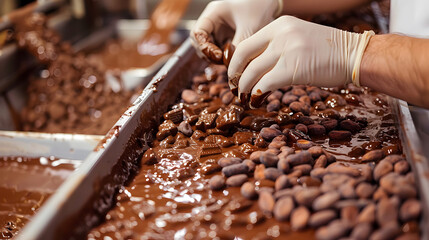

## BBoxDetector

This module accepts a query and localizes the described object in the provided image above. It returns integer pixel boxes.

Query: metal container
[16,38,429,240]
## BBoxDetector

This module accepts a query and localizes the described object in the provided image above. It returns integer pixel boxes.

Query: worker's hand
[190,0,280,64]
[228,16,374,108]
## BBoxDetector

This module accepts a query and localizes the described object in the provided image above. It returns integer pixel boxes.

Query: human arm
[360,34,429,108]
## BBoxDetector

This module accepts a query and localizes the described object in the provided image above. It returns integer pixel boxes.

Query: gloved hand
[190,0,281,64]
[228,16,375,108]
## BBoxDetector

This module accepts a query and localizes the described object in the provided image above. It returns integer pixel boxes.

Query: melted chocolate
[0,156,79,239]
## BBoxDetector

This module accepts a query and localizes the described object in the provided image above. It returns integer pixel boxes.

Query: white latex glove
[228,16,374,108]
[190,0,281,64]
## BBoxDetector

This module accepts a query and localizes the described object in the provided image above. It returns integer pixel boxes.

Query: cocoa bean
[267,90,283,101]
[274,188,295,200]
[307,124,326,136]
[400,199,421,222]
[295,139,313,150]
[177,121,193,136]
[361,150,385,163]
[294,187,321,207]
[357,203,376,224]
[339,119,361,133]
[289,101,310,115]
[327,163,360,177]
[308,146,324,158]
[299,95,311,106]
[310,168,327,180]
[315,219,350,240]
[264,168,283,181]
[209,175,225,190]
[373,187,389,201]
[350,222,372,240]
[273,196,294,221]
[394,160,410,174]
[286,151,313,166]
[341,205,359,226]
[218,157,243,168]
[275,175,290,191]
[308,210,337,228]
[309,91,321,102]
[320,119,338,131]
[355,182,375,199]
[254,164,266,180]
[290,206,310,230]
[241,182,257,200]
[209,83,227,97]
[282,94,298,105]
[292,164,312,175]
[338,181,357,199]
[277,157,290,173]
[258,191,275,216]
[298,116,314,125]
[182,89,199,104]
[328,130,352,141]
[222,163,249,177]
[260,127,282,141]
[292,88,307,96]
[377,198,398,227]
[268,140,286,149]
[313,155,327,168]
[383,154,404,164]
[295,123,308,134]
[369,221,401,240]
[260,152,279,167]
[314,101,327,110]
[226,174,248,187]
[249,151,263,163]
[312,191,341,211]
[267,99,281,112]
[242,159,256,172]
[221,91,235,105]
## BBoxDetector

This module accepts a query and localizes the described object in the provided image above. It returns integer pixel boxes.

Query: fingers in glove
[249,63,289,108]
[237,45,277,100]
[227,31,270,84]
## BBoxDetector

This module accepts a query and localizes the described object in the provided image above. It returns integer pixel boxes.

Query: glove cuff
[352,30,375,87]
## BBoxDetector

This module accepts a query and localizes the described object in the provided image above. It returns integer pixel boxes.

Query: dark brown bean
[341,205,359,226]
[260,152,279,167]
[264,168,283,181]
[377,198,398,227]
[274,188,295,200]
[275,175,290,191]
[242,159,256,172]
[249,151,262,163]
[307,124,326,136]
[400,199,421,222]
[286,151,313,166]
[369,221,401,240]
[259,127,282,141]
[361,150,385,163]
[222,163,249,177]
[226,174,248,187]
[277,157,290,173]
[282,94,298,105]
[357,203,376,224]
[267,90,283,101]
[289,101,310,115]
[295,123,308,134]
[177,121,193,136]
[313,155,327,168]
[328,130,352,141]
[355,182,375,199]
[268,140,286,149]
[394,160,410,174]
[312,191,341,211]
[315,219,350,240]
[241,182,257,200]
[339,119,361,133]
[310,168,327,180]
[350,222,373,240]
[320,119,338,131]
[290,206,310,230]
[292,164,312,175]
[373,160,393,182]
[182,89,199,104]
[273,196,294,221]
[221,91,235,105]
[218,157,243,168]
[267,99,281,112]
[308,146,324,158]
[258,191,275,216]
[327,163,360,177]
[295,139,313,150]
[308,210,337,228]
[294,187,321,207]
[254,164,266,180]
[209,175,225,190]
[383,154,404,164]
